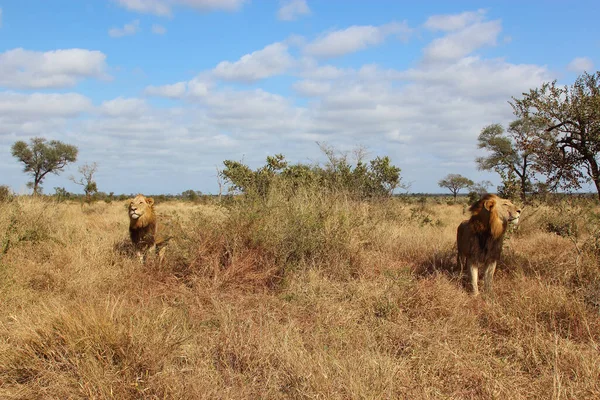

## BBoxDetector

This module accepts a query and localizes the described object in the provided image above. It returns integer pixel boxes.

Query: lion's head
[128,194,156,229]
[469,194,521,239]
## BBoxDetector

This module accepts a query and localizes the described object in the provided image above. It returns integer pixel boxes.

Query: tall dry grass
[1,191,599,399]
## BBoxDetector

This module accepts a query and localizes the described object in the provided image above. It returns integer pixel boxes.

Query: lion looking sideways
[128,194,166,262]
[457,194,521,296]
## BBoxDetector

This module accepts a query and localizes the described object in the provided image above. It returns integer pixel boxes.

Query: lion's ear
[484,199,495,211]
[146,197,154,206]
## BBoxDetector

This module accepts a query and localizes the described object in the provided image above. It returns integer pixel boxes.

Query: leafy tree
[367,156,402,196]
[11,137,78,195]
[438,174,474,200]
[511,71,600,200]
[476,119,542,202]
[70,162,98,203]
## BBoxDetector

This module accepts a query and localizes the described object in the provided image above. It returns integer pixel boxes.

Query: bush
[164,182,380,288]
[221,146,404,200]
[0,185,12,203]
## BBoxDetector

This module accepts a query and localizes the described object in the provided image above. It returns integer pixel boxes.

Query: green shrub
[220,145,404,200]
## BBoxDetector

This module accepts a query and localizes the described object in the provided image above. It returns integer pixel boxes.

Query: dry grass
[1,193,599,399]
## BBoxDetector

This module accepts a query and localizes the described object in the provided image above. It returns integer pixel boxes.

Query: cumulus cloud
[152,24,167,34]
[423,20,501,62]
[108,20,140,37]
[0,48,109,89]
[212,42,293,82]
[304,22,411,58]
[401,57,551,98]
[278,0,310,21]
[424,9,486,31]
[0,92,92,119]
[113,0,246,16]
[144,82,187,98]
[567,57,594,73]
[100,97,148,117]
[293,80,332,97]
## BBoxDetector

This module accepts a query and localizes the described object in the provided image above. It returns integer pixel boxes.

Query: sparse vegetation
[1,187,599,399]
[70,162,98,203]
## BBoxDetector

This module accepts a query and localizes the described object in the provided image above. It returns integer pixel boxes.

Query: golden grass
[1,194,599,399]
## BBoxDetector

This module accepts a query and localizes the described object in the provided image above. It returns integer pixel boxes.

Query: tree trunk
[33,176,41,196]
[586,156,600,202]
[520,174,528,203]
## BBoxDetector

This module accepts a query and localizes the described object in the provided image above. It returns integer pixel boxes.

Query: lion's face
[485,196,521,225]
[129,195,154,222]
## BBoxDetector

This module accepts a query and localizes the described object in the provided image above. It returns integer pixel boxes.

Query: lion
[457,194,521,296]
[128,194,167,262]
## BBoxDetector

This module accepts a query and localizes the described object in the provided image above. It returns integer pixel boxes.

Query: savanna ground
[1,189,600,399]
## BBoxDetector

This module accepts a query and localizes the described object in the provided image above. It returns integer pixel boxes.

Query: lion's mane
[128,194,157,252]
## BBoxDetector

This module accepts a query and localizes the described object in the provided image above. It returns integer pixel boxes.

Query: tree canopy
[438,174,474,200]
[511,71,600,199]
[476,119,543,202]
[11,137,78,195]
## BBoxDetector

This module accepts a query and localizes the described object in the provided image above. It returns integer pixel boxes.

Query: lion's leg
[483,261,497,293]
[157,245,166,265]
[469,260,479,296]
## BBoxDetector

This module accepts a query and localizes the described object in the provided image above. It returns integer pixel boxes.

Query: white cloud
[108,20,140,38]
[293,80,332,97]
[299,60,348,80]
[114,0,171,16]
[401,56,551,99]
[423,20,501,62]
[187,77,212,97]
[113,0,246,16]
[176,0,246,11]
[152,24,167,34]
[145,82,187,98]
[278,0,310,21]
[0,92,92,119]
[567,57,594,73]
[304,22,411,58]
[100,97,148,117]
[424,9,486,32]
[0,48,109,89]
[212,42,293,82]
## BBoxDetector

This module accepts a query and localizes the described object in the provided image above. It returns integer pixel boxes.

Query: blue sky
[0,0,598,195]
